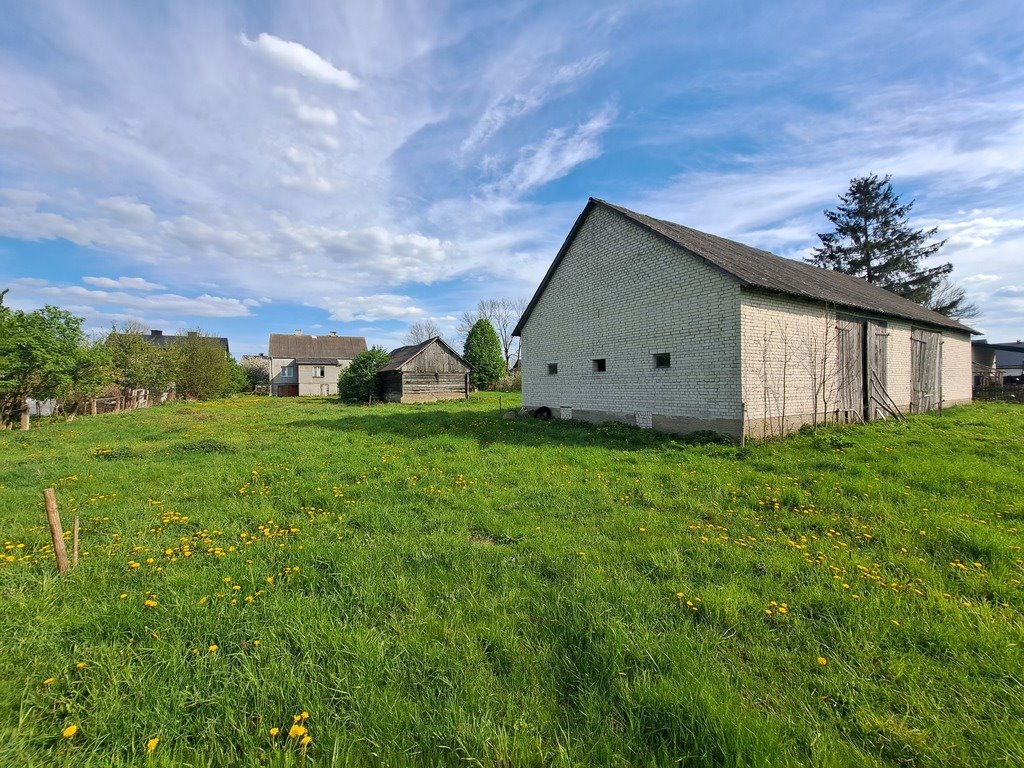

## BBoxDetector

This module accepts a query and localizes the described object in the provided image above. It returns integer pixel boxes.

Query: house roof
[380,337,473,372]
[513,198,976,336]
[268,333,366,360]
[142,331,230,355]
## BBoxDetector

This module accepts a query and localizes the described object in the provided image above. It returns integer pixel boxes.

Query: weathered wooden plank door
[836,317,865,422]
[867,322,889,419]
[911,329,942,412]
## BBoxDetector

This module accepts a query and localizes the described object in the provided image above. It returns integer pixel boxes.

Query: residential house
[379,337,472,403]
[268,331,366,396]
[144,329,230,357]
[513,198,975,439]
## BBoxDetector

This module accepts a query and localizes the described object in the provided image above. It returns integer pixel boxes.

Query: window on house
[592,358,607,372]
[280,365,294,378]
[547,363,558,375]
[312,366,325,378]
[653,353,671,369]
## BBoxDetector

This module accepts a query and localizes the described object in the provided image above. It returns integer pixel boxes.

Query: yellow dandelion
[300,711,310,720]
[817,656,828,666]
[208,644,219,653]
[288,723,307,739]
[43,677,55,685]
[75,662,87,670]
[269,727,280,737]
[119,594,128,600]
[62,724,79,739]
[144,599,158,608]
[146,737,159,753]
[300,734,312,747]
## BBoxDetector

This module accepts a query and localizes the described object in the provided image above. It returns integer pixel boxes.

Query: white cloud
[1,188,49,208]
[95,196,155,227]
[240,32,359,90]
[327,294,425,322]
[271,85,339,127]
[82,276,165,291]
[962,273,1001,284]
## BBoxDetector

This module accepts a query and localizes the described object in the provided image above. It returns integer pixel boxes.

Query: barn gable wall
[520,205,744,436]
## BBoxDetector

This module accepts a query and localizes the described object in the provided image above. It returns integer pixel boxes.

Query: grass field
[1,394,1022,767]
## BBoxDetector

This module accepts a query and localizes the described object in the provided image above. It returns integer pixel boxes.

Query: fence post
[20,411,30,431]
[43,489,70,574]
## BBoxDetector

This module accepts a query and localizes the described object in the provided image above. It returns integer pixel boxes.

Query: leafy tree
[169,331,233,400]
[0,304,91,427]
[338,346,391,403]
[463,318,505,390]
[404,320,443,345]
[55,341,112,416]
[104,322,173,397]
[228,358,254,393]
[809,174,970,317]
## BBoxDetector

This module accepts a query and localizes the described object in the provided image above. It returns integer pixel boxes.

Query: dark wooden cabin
[379,337,472,403]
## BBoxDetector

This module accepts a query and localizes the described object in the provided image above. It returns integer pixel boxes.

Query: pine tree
[463,318,505,390]
[808,175,969,315]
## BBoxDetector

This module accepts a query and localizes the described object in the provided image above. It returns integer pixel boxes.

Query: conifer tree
[463,318,505,390]
[809,174,971,317]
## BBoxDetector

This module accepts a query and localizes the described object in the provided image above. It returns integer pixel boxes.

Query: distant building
[972,340,1024,384]
[379,337,472,403]
[268,331,367,396]
[143,329,230,357]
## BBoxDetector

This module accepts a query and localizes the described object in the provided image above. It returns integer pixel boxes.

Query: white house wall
[520,206,744,437]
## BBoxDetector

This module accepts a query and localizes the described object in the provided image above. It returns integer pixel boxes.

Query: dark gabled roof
[513,198,976,336]
[380,337,473,372]
[142,331,230,355]
[268,333,366,360]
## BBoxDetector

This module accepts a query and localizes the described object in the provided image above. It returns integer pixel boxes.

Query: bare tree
[456,298,527,368]
[927,276,980,320]
[404,320,443,345]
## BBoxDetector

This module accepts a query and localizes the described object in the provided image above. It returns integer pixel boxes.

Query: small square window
[280,365,294,378]
[312,366,325,378]
[547,363,558,375]
[654,353,671,369]
[592,358,606,372]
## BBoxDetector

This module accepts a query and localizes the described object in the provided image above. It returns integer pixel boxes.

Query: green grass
[1,394,1022,767]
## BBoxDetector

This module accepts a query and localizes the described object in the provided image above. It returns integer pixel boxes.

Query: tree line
[0,296,250,428]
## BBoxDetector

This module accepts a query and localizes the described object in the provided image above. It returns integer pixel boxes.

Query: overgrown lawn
[1,395,1021,766]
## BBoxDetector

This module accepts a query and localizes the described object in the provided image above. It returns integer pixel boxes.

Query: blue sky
[1,1,1022,356]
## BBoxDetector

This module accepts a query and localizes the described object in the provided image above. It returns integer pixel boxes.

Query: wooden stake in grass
[43,488,70,574]
[72,514,80,568]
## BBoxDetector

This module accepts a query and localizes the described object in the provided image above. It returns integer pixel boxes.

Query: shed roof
[381,337,473,372]
[268,333,366,360]
[513,198,976,336]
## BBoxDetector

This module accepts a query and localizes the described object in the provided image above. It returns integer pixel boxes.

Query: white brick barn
[513,198,975,439]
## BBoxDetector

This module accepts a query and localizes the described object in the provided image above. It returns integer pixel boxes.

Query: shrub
[338,347,391,403]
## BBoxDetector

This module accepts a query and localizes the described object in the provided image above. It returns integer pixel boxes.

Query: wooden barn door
[911,329,942,412]
[836,316,865,422]
[866,322,889,420]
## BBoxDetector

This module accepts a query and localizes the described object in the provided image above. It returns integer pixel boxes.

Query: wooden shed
[379,337,472,403]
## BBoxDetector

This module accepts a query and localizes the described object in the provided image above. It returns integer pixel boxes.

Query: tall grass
[0,395,1021,766]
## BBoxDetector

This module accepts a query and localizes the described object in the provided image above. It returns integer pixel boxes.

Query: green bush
[338,346,391,403]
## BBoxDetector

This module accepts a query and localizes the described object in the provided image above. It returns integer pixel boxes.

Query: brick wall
[739,292,838,436]
[942,331,972,405]
[520,206,744,436]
